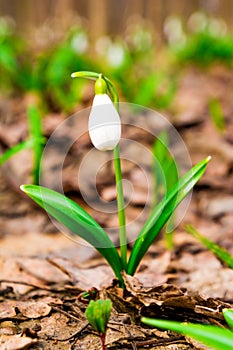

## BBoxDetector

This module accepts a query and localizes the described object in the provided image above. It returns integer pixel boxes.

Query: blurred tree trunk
[88,0,108,41]
[0,0,232,37]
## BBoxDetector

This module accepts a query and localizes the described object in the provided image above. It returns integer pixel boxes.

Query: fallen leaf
[16,301,51,318]
[0,334,37,350]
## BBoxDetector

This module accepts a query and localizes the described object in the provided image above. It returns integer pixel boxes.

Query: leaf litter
[0,66,233,348]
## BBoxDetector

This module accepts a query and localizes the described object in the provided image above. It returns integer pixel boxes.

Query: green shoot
[85,299,112,350]
[141,317,233,350]
[20,72,211,286]
[21,157,210,282]
[185,225,233,269]
[27,105,45,184]
[0,105,45,185]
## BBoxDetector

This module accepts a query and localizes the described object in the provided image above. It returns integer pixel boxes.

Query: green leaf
[20,185,123,283]
[85,299,112,334]
[209,98,226,133]
[27,105,45,184]
[185,225,233,269]
[141,317,233,350]
[127,157,210,275]
[223,309,233,330]
[0,139,43,166]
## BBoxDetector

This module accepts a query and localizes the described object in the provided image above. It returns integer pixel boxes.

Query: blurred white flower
[164,16,186,46]
[71,32,89,54]
[88,94,121,151]
[107,43,125,68]
[188,12,208,33]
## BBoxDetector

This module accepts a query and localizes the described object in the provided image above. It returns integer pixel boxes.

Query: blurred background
[1,0,233,40]
[0,0,233,257]
[1,0,233,112]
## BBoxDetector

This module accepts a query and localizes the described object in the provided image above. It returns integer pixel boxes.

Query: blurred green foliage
[1,13,233,113]
[208,97,226,133]
[0,18,176,112]
[176,31,233,66]
[169,12,233,66]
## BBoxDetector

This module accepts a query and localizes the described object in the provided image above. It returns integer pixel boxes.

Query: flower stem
[71,71,127,270]
[105,78,127,270]
[113,145,127,270]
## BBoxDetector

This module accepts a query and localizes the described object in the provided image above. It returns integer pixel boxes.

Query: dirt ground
[0,66,233,349]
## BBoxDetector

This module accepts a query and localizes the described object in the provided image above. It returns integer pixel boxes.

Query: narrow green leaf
[127,157,210,275]
[20,185,123,282]
[223,309,233,330]
[141,317,233,350]
[209,98,226,133]
[27,105,45,184]
[185,225,233,269]
[0,139,43,166]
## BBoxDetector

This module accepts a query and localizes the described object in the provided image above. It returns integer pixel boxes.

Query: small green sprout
[85,299,112,350]
[141,308,233,350]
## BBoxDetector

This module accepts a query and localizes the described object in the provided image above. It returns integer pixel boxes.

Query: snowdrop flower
[88,76,121,151]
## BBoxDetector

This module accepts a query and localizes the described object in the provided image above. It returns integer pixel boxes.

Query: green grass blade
[141,317,233,350]
[127,157,210,275]
[27,105,45,184]
[152,131,179,247]
[186,225,233,269]
[223,309,233,330]
[20,185,123,283]
[209,98,226,133]
[0,139,36,166]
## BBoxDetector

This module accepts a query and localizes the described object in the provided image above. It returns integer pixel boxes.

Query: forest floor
[0,65,233,349]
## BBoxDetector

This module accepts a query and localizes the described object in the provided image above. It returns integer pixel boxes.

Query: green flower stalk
[72,71,127,269]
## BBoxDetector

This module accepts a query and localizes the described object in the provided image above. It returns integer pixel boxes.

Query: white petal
[88,94,121,151]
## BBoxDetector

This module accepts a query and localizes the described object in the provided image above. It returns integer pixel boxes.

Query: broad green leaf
[186,225,233,269]
[141,317,233,350]
[127,157,210,275]
[20,185,123,283]
[223,309,233,330]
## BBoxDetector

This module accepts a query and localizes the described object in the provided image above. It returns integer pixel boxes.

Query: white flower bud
[88,94,121,151]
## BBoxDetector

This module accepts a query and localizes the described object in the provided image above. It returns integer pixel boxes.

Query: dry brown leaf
[0,334,37,350]
[16,301,51,318]
[0,302,16,319]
